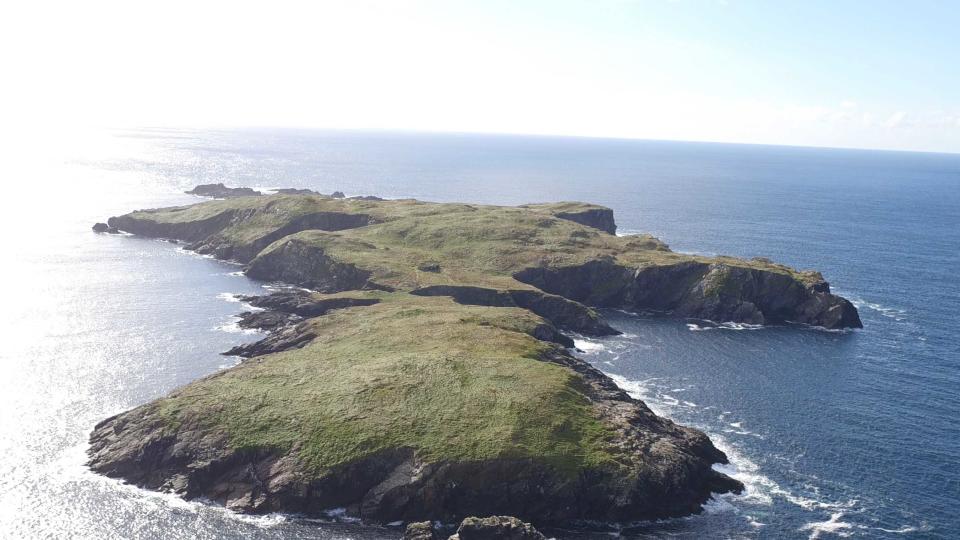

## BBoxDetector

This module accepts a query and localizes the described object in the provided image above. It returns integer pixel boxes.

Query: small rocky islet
[88,185,861,533]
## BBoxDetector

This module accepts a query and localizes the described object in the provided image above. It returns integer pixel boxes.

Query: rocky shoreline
[87,186,861,534]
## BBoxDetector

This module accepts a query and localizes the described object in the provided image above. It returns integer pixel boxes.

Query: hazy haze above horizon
[2,0,958,153]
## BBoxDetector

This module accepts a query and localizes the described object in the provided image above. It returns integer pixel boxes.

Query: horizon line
[114,124,960,158]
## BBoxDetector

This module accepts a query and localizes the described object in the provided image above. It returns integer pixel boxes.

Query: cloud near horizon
[0,0,957,153]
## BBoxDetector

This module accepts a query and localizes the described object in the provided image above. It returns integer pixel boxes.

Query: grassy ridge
[130,195,819,290]
[156,294,618,475]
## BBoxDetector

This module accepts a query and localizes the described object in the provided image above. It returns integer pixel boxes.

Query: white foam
[701,495,737,514]
[171,245,243,266]
[607,373,848,518]
[218,357,242,369]
[846,295,907,320]
[799,512,853,539]
[321,507,362,523]
[870,525,921,534]
[76,458,288,529]
[214,316,261,335]
[687,321,765,332]
[175,246,216,260]
[573,338,606,353]
[677,249,718,257]
[217,292,264,312]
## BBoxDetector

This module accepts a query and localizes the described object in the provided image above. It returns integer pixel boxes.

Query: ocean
[0,128,957,539]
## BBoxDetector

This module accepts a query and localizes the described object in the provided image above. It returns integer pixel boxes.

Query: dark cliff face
[410,285,620,337]
[514,259,862,329]
[108,209,239,243]
[110,209,373,264]
[194,211,374,263]
[553,208,617,235]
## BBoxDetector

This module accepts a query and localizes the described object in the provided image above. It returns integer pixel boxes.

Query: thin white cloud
[885,111,908,128]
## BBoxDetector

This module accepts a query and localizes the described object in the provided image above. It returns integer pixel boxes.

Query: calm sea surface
[0,128,957,539]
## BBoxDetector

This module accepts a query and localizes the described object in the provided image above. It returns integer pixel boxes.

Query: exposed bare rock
[450,516,546,540]
[404,521,438,540]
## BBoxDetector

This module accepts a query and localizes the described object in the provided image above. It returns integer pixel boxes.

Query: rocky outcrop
[514,259,862,329]
[108,209,239,243]
[450,516,546,540]
[222,319,318,357]
[236,310,297,331]
[403,516,547,540]
[554,208,616,235]
[274,188,320,195]
[410,285,619,337]
[92,223,120,233]
[405,521,438,540]
[238,290,380,317]
[245,238,385,292]
[108,208,373,264]
[224,291,382,356]
[191,211,373,263]
[418,262,442,273]
[522,203,617,235]
[186,183,262,198]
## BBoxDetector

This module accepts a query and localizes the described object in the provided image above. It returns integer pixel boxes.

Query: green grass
[109,194,840,487]
[127,194,817,290]
[156,294,619,475]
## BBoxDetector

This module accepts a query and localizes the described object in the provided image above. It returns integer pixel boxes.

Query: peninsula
[87,188,861,528]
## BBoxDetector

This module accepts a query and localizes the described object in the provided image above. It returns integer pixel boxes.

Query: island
[87,188,861,530]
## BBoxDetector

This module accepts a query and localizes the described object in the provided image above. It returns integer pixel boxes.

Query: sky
[1,0,959,153]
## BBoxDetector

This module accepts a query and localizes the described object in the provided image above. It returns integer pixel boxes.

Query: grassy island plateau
[87,188,861,530]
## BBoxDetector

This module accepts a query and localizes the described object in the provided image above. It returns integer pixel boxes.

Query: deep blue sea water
[0,128,956,539]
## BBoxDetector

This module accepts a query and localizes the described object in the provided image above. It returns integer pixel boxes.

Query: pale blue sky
[2,0,958,152]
